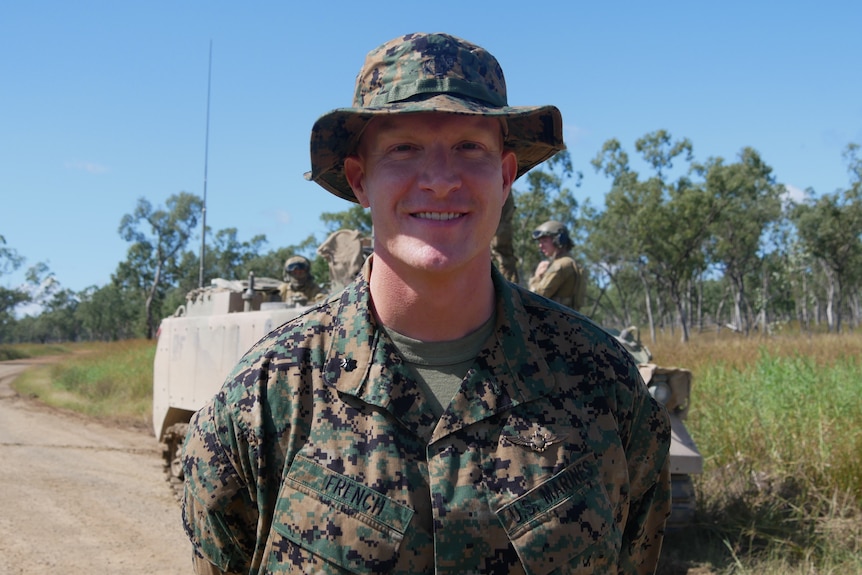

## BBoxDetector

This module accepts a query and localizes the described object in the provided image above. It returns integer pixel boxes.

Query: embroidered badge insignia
[505,429,566,453]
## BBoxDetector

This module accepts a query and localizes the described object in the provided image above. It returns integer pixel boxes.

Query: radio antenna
[198,40,213,288]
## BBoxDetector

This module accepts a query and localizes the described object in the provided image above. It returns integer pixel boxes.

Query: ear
[343,156,370,208]
[501,150,517,197]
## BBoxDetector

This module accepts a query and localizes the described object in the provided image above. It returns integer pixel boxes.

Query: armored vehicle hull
[639,364,702,528]
[152,277,311,495]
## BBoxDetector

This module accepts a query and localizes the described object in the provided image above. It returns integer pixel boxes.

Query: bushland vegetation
[652,329,862,574]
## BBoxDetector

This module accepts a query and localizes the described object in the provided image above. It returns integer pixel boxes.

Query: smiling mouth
[414,212,464,221]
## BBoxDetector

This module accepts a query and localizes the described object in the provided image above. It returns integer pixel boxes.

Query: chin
[392,244,458,272]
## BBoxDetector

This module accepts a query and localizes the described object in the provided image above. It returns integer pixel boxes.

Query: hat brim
[307,94,565,203]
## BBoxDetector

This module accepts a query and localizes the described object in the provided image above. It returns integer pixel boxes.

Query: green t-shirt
[384,314,496,418]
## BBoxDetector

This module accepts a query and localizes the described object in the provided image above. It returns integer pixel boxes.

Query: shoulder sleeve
[616,358,672,573]
[531,259,571,298]
[182,381,259,574]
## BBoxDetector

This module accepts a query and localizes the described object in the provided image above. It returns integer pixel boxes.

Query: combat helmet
[532,220,573,250]
[284,255,310,280]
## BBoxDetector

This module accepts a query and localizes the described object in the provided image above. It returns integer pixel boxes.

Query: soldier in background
[278,255,322,306]
[528,220,587,312]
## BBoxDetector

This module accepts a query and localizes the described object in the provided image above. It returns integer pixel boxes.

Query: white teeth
[415,212,461,221]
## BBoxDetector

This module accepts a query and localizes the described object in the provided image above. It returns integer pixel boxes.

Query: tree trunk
[670,284,690,343]
[759,264,769,336]
[715,293,727,334]
[145,262,163,340]
[851,292,859,329]
[822,261,839,333]
[639,269,656,343]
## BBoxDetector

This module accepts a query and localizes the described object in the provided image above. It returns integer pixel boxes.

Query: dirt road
[0,359,193,575]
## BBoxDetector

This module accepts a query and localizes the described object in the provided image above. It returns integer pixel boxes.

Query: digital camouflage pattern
[182,258,671,574]
[307,32,565,203]
[529,255,588,313]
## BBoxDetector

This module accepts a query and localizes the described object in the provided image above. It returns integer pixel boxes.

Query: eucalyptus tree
[792,144,862,332]
[0,235,28,342]
[24,264,81,342]
[644,174,716,343]
[118,192,204,339]
[592,131,711,343]
[587,139,653,328]
[0,234,24,277]
[319,204,374,236]
[699,148,783,334]
[174,227,271,291]
[75,282,141,341]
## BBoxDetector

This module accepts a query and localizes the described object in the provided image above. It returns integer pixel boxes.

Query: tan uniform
[528,254,587,312]
[279,280,322,307]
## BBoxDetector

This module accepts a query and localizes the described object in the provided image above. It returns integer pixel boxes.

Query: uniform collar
[322,257,558,442]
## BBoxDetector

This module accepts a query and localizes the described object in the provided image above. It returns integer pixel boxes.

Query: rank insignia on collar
[504,429,566,453]
[340,358,357,372]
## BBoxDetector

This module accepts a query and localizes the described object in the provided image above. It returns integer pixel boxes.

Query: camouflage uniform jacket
[529,255,587,312]
[182,259,671,575]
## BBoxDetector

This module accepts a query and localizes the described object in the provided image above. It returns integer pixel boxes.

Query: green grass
[651,331,862,574]
[11,339,156,429]
[0,342,74,360]
[694,351,862,497]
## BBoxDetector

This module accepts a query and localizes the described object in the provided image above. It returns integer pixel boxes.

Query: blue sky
[2,1,860,299]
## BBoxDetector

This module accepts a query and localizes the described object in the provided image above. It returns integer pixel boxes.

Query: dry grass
[650,328,862,372]
[650,328,862,574]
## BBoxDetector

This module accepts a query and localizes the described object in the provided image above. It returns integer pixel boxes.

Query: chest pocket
[494,454,620,575]
[269,454,414,574]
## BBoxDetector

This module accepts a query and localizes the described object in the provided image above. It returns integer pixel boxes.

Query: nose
[418,144,461,196]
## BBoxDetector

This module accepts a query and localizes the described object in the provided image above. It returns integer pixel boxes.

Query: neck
[368,255,496,342]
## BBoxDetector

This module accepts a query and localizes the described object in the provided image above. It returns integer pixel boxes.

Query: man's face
[284,263,308,283]
[343,113,517,276]
[537,235,557,258]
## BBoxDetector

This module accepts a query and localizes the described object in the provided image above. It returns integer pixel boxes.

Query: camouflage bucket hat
[306,32,566,202]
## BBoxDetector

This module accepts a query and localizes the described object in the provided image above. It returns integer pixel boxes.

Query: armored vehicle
[153,230,372,496]
[152,274,312,495]
[610,327,703,528]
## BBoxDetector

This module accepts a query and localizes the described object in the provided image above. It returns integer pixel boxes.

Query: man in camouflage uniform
[182,32,671,575]
[278,255,322,306]
[528,220,588,312]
